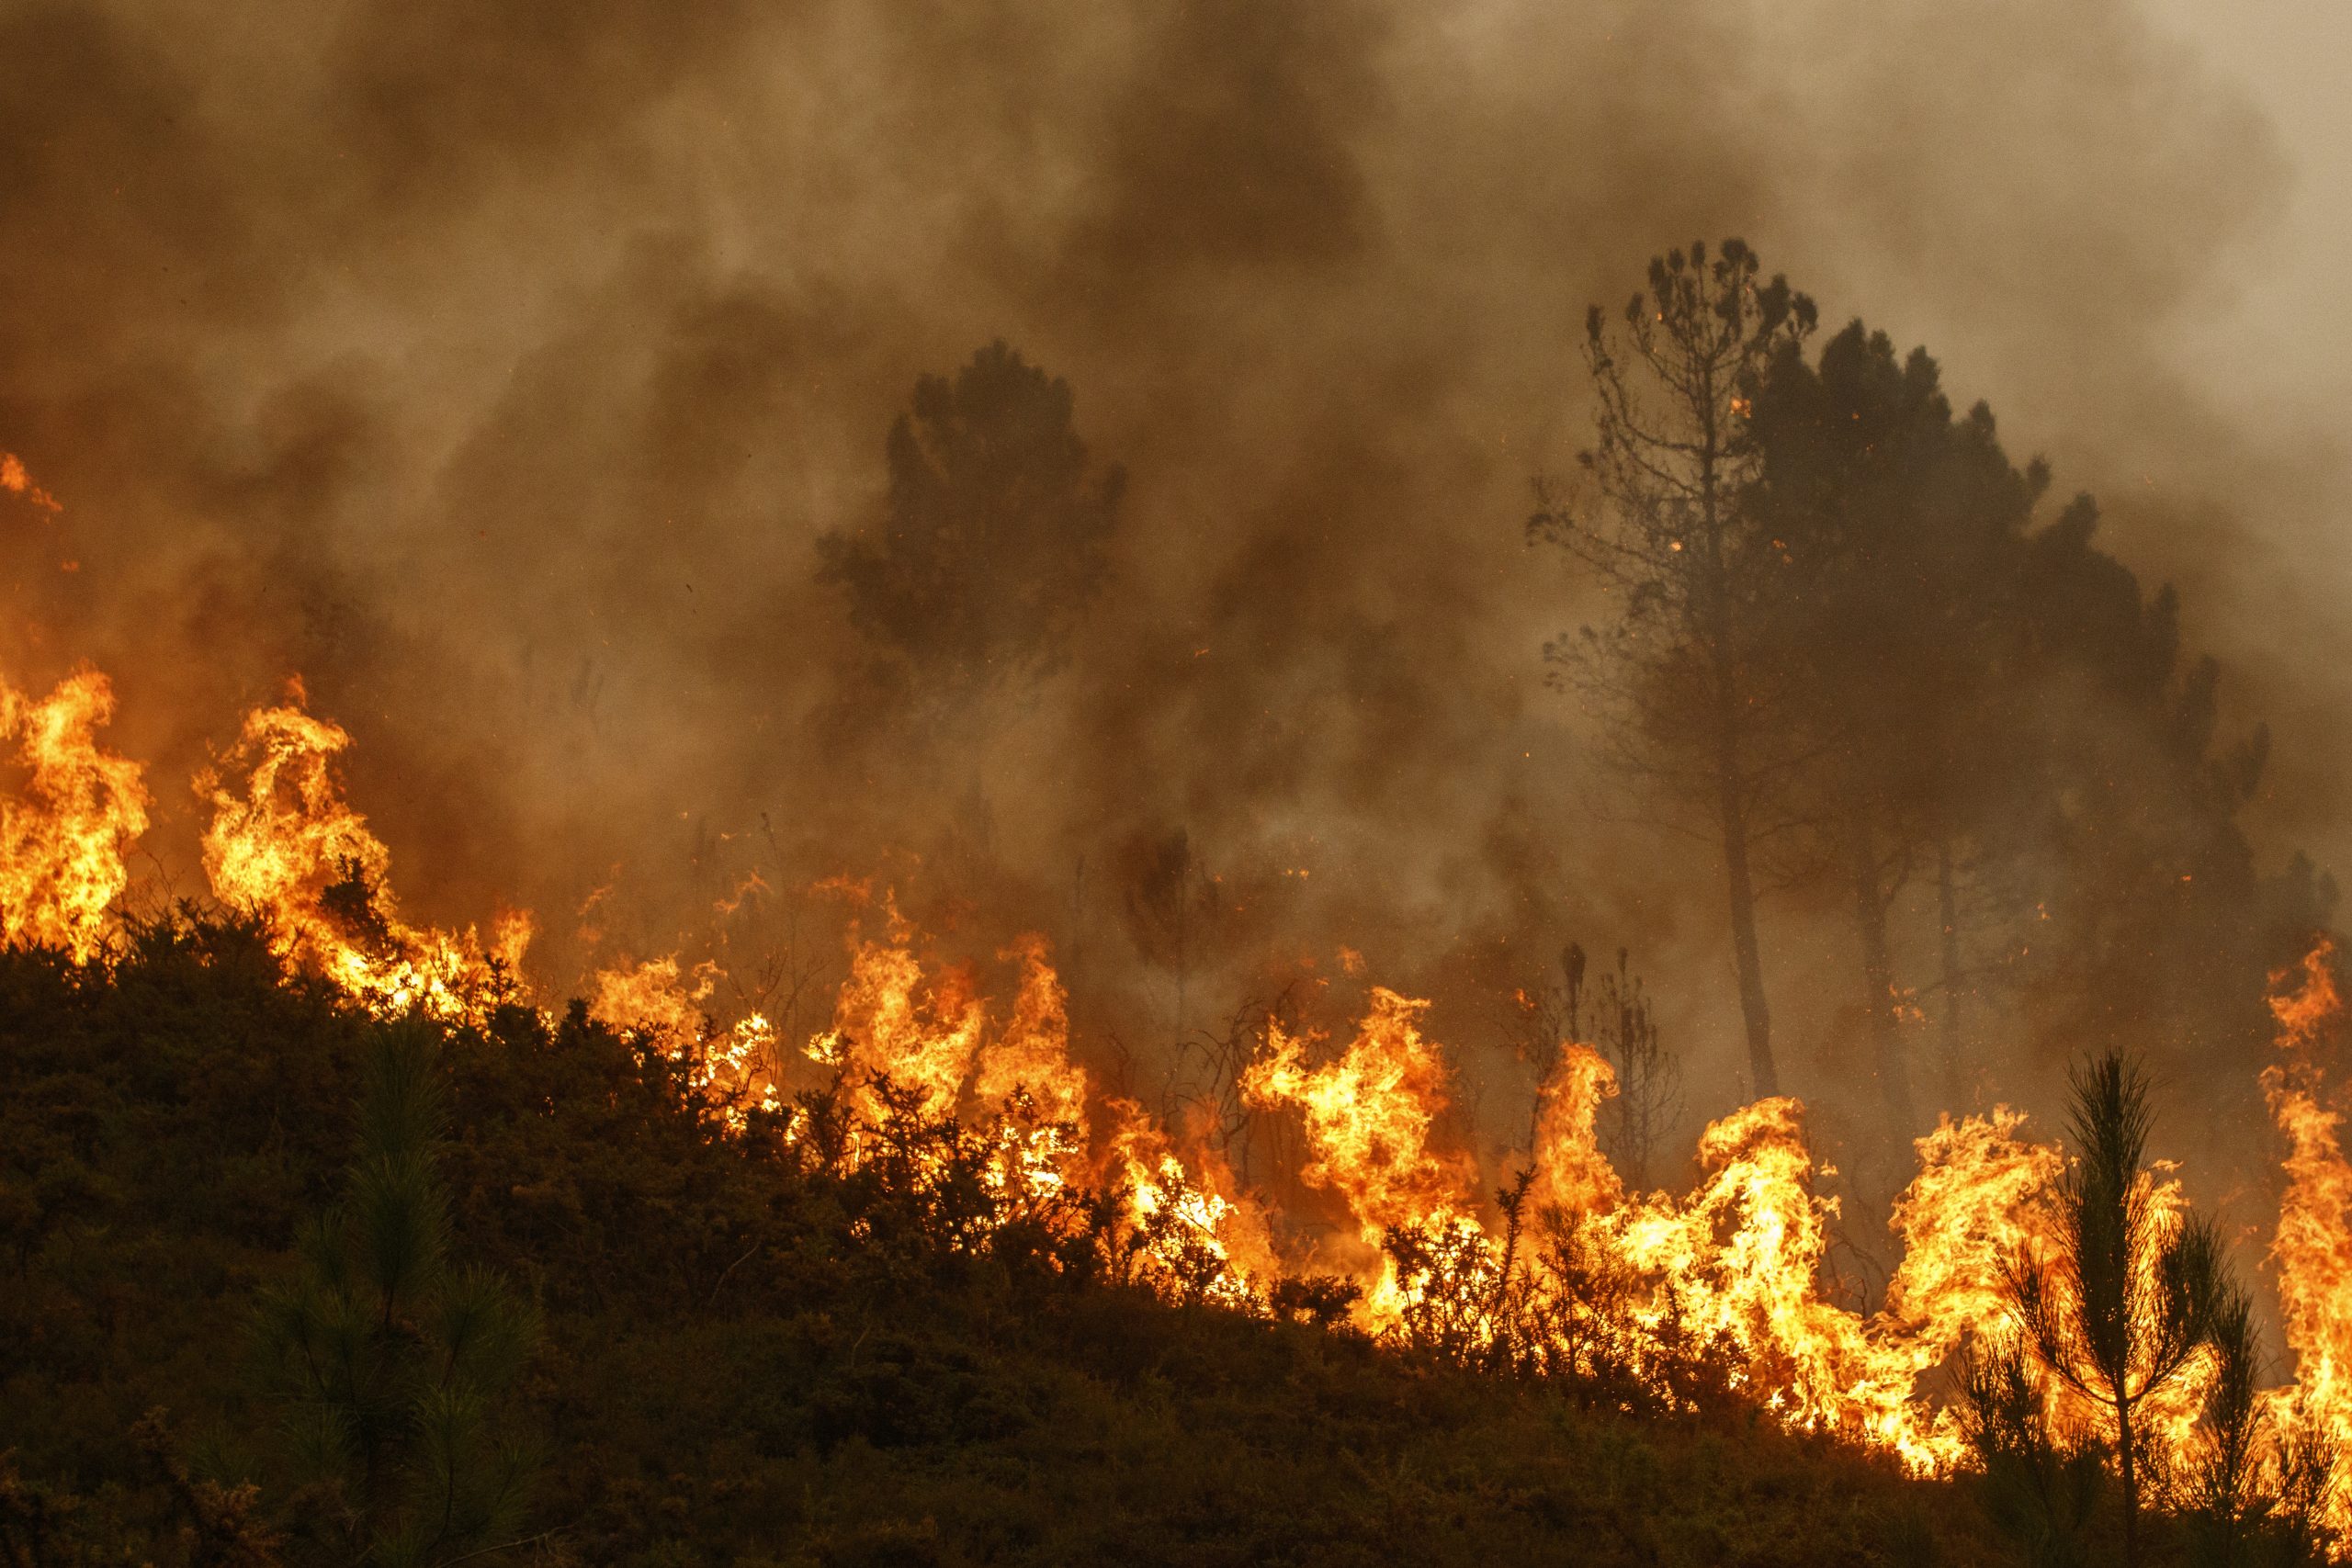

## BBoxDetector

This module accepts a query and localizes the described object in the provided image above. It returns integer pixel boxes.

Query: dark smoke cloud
[0,0,2328,1179]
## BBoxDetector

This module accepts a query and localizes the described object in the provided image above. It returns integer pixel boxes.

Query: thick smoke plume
[0,0,2336,1193]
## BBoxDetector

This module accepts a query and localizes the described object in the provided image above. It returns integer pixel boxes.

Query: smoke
[0,0,2329,1180]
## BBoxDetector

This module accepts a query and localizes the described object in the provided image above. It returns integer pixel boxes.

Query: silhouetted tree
[1745,321,2048,1137]
[2181,1280,2266,1565]
[818,341,1125,710]
[2005,1052,2225,1568]
[1736,316,2333,1172]
[249,1021,540,1567]
[2000,502,2335,1113]
[1533,238,1816,1099]
[1958,1334,2108,1568]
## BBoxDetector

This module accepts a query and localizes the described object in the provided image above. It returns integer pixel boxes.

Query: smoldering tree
[818,340,1126,716]
[1532,238,1816,1100]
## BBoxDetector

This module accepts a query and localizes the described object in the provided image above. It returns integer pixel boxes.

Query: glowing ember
[0,451,61,513]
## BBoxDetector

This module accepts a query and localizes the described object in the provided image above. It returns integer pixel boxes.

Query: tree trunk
[1705,553,1778,1099]
[1845,813,1917,1137]
[1695,364,1780,1104]
[2117,1394,2141,1568]
[1935,837,1965,1107]
[1718,767,1779,1099]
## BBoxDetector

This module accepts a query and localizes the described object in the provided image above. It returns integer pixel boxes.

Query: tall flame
[198,687,529,1021]
[807,905,989,1122]
[1245,987,2062,1471]
[1242,987,1478,1238]
[15,652,2352,1521]
[1242,987,1489,1327]
[0,667,149,961]
[2263,939,2352,1543]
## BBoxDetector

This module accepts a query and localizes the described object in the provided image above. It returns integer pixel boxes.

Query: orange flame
[1244,991,2064,1470]
[1241,987,1488,1327]
[1106,1103,1280,1306]
[0,452,61,513]
[1242,987,1478,1238]
[0,667,149,961]
[2263,938,2352,1543]
[18,654,2352,1508]
[1529,1043,1625,1216]
[198,687,529,1021]
[588,954,782,1128]
[808,905,989,1122]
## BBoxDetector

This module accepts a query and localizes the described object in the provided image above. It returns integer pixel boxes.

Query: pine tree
[1532,238,1816,1100]
[2004,1052,2223,1568]
[1957,1334,2107,1568]
[2174,1276,2342,1567]
[249,1020,540,1567]
[816,340,1125,711]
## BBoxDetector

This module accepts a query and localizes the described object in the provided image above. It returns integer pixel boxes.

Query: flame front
[2264,939,2352,1543]
[0,667,149,961]
[590,955,781,1127]
[198,687,528,1022]
[11,653,2352,1526]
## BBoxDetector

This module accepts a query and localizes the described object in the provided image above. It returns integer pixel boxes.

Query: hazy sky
[2145,0,2352,408]
[2,0,2345,1145]
[2124,0,2352,886]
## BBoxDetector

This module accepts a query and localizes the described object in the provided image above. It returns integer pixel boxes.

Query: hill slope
[5,925,2000,1566]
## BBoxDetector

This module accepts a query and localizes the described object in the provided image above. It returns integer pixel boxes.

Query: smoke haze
[1,0,2341,1189]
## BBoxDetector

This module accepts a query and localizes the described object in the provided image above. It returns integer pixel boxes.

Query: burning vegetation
[0,121,2345,1552]
[2,647,2349,1562]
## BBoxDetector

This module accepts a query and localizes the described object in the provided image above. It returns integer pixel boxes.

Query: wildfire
[1527,1042,1625,1216]
[1242,987,1477,1237]
[590,955,781,1126]
[10,651,2352,1533]
[2263,938,2352,1541]
[1232,982,2063,1469]
[198,685,529,1022]
[1107,1107,1280,1307]
[0,667,149,961]
[807,905,989,1122]
[1241,987,1489,1327]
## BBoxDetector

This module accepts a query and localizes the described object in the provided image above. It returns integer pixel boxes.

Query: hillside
[0,923,2005,1567]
